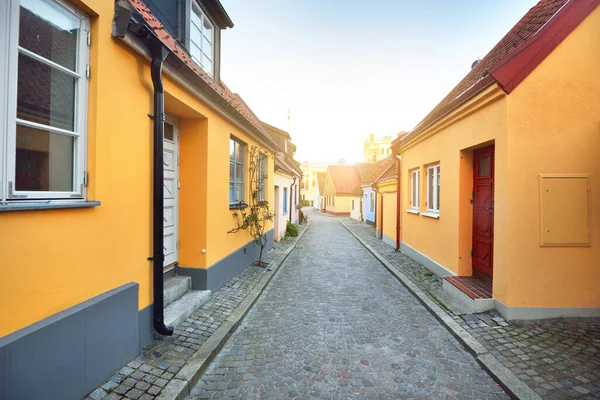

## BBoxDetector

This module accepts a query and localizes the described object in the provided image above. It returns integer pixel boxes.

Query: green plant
[229,146,274,267]
[285,221,299,237]
[300,199,311,207]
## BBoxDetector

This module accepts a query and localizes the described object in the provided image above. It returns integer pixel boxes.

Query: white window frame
[423,163,440,218]
[1,0,89,201]
[229,137,245,205]
[369,192,375,212]
[408,168,420,214]
[189,1,214,76]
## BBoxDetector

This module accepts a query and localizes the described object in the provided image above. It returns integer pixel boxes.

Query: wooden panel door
[472,145,494,278]
[163,117,179,271]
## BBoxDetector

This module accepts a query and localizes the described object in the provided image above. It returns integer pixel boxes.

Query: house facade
[322,165,362,216]
[0,0,281,398]
[349,163,375,221]
[392,0,600,319]
[262,122,302,240]
[300,162,327,207]
[315,172,326,211]
[372,157,399,249]
[360,157,390,226]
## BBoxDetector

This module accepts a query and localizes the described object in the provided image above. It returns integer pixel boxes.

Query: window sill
[0,200,101,212]
[406,209,420,215]
[229,203,248,210]
[421,211,440,219]
[283,212,288,215]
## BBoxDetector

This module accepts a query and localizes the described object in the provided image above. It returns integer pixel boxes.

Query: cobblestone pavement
[188,210,507,399]
[85,225,306,400]
[341,216,600,400]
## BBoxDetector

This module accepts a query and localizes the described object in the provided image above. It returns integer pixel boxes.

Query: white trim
[3,0,89,201]
[190,1,214,77]
[425,163,440,213]
[409,168,420,212]
[406,209,419,215]
[421,211,440,219]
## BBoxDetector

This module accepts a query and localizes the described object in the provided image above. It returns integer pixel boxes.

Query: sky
[219,0,539,163]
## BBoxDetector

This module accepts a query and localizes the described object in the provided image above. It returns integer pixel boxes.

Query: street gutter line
[157,222,311,400]
[338,219,541,400]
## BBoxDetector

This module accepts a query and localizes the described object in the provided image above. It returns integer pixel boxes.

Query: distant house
[261,122,302,240]
[391,0,600,319]
[314,172,326,211]
[300,162,327,207]
[349,164,375,221]
[360,157,392,226]
[322,165,362,215]
[370,156,399,248]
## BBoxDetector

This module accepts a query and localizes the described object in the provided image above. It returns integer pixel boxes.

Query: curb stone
[156,222,311,400]
[338,220,541,400]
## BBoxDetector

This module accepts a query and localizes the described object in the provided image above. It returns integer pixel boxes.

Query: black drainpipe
[148,36,174,336]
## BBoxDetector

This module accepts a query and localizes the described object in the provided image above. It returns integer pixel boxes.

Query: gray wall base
[382,234,396,249]
[495,299,600,320]
[400,241,456,278]
[0,283,145,400]
[177,229,274,291]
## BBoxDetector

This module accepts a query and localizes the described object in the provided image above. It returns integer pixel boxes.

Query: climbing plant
[229,146,274,267]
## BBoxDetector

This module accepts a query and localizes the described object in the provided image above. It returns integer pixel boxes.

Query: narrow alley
[187,210,508,399]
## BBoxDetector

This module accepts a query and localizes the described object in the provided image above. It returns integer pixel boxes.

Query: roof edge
[489,0,600,94]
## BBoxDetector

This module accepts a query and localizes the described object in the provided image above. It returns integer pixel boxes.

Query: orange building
[392,0,600,319]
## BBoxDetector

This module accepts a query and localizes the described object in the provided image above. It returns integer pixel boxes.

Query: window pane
[235,142,242,163]
[202,56,213,76]
[478,155,491,177]
[19,0,80,71]
[235,163,243,182]
[428,168,434,209]
[17,54,76,131]
[203,17,213,42]
[15,125,74,192]
[190,42,202,66]
[235,183,243,203]
[229,161,234,182]
[229,183,234,203]
[190,25,202,49]
[191,8,201,30]
[164,123,174,141]
[437,167,440,211]
[229,139,235,161]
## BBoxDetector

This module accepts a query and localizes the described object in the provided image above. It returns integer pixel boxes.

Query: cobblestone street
[188,211,507,399]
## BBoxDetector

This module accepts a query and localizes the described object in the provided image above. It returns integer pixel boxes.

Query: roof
[351,163,376,195]
[274,153,296,177]
[261,121,291,140]
[375,160,397,184]
[316,172,326,193]
[363,156,395,186]
[327,165,362,195]
[126,0,278,151]
[396,0,598,145]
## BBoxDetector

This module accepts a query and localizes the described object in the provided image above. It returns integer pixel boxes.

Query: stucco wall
[273,172,292,241]
[362,188,376,224]
[0,0,274,337]
[503,6,600,309]
[350,195,362,221]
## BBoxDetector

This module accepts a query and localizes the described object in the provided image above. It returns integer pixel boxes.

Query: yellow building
[363,133,398,163]
[300,162,327,207]
[369,156,399,249]
[392,0,600,319]
[323,165,361,215]
[0,0,281,397]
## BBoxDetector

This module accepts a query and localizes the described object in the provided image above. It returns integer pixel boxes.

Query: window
[369,192,375,212]
[229,138,244,204]
[352,199,355,210]
[283,187,288,214]
[0,0,90,201]
[426,164,440,215]
[257,152,266,202]
[190,2,214,76]
[332,197,335,207]
[410,169,420,212]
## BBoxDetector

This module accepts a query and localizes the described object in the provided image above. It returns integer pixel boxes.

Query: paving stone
[148,385,161,395]
[119,367,135,376]
[125,388,144,399]
[89,388,107,400]
[101,381,119,392]
[103,393,122,400]
[188,211,507,399]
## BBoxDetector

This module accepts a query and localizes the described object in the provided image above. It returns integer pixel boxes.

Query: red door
[472,145,494,278]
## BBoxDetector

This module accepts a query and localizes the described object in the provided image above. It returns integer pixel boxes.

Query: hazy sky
[219,0,538,163]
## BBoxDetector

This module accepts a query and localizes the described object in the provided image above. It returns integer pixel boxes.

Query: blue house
[362,187,377,225]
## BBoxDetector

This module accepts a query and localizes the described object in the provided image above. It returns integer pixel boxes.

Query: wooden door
[163,117,179,271]
[472,145,494,278]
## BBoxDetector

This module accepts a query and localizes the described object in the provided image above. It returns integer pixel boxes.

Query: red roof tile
[397,0,597,145]
[363,156,396,186]
[126,0,278,150]
[327,165,362,195]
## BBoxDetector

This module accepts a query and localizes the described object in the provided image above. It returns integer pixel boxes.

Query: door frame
[163,113,180,272]
[472,144,495,280]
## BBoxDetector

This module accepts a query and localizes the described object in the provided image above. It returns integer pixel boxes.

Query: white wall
[350,195,362,221]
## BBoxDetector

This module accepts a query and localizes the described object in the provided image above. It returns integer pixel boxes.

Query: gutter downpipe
[149,35,174,336]
[395,155,402,251]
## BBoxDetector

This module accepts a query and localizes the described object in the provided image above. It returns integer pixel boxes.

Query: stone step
[164,275,191,307]
[164,290,211,328]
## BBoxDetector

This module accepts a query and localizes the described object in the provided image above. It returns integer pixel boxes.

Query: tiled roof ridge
[402,0,570,141]
[126,0,277,150]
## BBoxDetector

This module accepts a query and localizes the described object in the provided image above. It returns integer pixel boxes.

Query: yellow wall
[399,88,507,279]
[0,0,274,337]
[374,182,397,246]
[504,7,600,308]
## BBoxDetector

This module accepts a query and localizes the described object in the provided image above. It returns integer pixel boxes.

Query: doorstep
[443,276,495,313]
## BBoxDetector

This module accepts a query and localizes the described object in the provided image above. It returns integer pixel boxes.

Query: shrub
[300,199,311,207]
[285,221,299,237]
